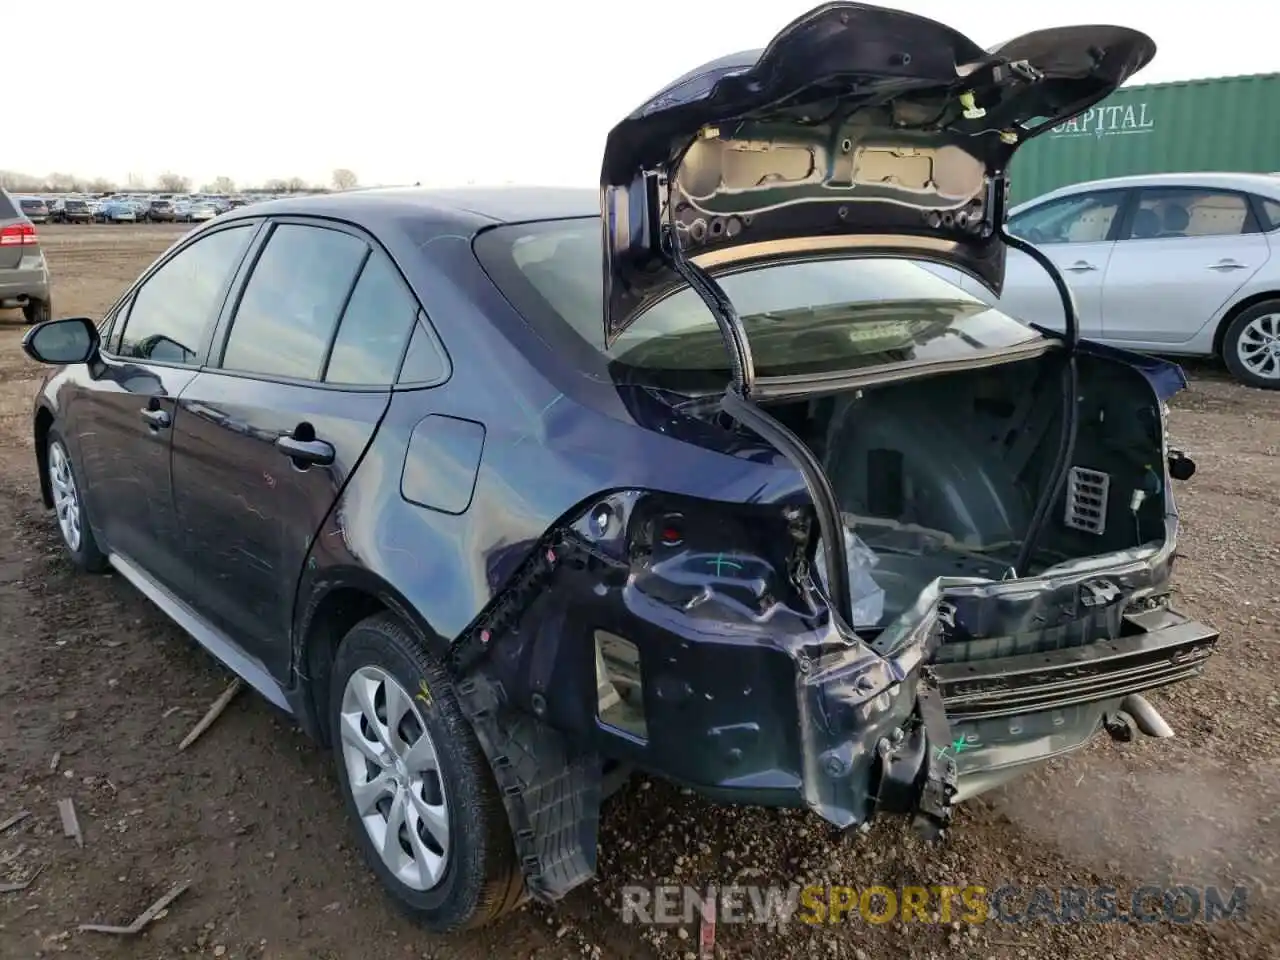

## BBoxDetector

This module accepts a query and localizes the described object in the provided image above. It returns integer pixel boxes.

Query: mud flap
[456,673,603,901]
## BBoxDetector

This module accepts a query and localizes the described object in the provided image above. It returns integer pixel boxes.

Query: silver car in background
[935,172,1280,389]
[188,200,218,222]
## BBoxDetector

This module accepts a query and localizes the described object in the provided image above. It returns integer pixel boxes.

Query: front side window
[115,225,254,364]
[474,218,1045,391]
[1126,187,1257,240]
[1007,191,1123,245]
[220,223,368,380]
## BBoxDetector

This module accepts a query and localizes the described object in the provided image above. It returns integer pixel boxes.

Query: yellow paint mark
[416,679,433,707]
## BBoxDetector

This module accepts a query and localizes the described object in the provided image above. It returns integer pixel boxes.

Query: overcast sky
[13,1,1273,189]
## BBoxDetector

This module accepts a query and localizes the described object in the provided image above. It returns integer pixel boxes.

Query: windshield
[473,217,1044,389]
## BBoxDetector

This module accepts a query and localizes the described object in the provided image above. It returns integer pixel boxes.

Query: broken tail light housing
[569,490,819,622]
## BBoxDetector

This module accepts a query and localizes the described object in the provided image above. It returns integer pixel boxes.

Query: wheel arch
[1213,290,1280,358]
[292,566,452,746]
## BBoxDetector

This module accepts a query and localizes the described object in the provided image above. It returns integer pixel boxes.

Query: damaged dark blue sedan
[23,2,1217,933]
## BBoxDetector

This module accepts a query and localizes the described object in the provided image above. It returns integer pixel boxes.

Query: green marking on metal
[951,736,971,754]
[709,554,744,576]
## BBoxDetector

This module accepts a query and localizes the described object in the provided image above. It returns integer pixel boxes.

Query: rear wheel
[1222,299,1280,389]
[329,613,524,931]
[23,299,51,325]
[46,428,107,572]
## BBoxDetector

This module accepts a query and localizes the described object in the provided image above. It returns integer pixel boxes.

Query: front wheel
[46,428,108,572]
[1222,300,1280,389]
[329,613,524,932]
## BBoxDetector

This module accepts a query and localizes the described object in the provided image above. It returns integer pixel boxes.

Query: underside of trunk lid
[600,2,1155,342]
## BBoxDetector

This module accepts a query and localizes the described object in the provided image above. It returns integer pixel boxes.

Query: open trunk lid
[599,2,1154,343]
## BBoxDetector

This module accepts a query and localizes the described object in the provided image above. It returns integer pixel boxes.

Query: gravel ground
[0,224,1276,960]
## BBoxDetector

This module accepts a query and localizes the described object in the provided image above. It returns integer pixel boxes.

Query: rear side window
[1007,191,1124,244]
[0,191,16,218]
[323,251,418,386]
[1257,197,1280,232]
[114,225,255,365]
[397,321,449,385]
[220,224,367,380]
[1126,187,1258,239]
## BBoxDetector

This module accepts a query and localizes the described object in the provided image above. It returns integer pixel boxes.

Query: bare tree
[126,172,146,190]
[331,168,358,191]
[211,175,236,194]
[262,179,289,193]
[87,177,117,194]
[0,170,38,191]
[45,172,83,192]
[155,172,191,193]
[284,176,308,193]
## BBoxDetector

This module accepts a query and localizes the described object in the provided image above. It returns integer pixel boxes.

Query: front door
[1099,186,1271,345]
[74,222,258,594]
[996,188,1130,338]
[170,221,423,680]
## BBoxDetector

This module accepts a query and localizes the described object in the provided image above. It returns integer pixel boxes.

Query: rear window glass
[473,218,1044,390]
[20,198,46,209]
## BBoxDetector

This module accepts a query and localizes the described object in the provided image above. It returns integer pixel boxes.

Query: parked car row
[17,192,278,225]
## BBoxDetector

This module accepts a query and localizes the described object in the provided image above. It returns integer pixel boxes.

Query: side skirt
[107,552,293,714]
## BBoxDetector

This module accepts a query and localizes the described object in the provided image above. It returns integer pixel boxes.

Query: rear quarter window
[0,192,17,218]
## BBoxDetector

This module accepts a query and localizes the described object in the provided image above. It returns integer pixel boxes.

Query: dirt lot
[1,224,1277,960]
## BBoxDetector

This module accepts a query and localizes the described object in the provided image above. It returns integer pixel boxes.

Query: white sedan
[931,172,1280,389]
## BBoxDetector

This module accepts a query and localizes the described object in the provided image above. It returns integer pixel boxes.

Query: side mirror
[21,316,100,365]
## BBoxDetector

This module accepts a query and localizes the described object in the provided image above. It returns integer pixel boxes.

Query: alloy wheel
[1237,312,1280,381]
[49,441,82,552]
[339,665,450,891]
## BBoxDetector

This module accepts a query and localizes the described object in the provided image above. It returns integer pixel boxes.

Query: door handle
[1206,259,1248,271]
[1064,261,1097,273]
[276,435,335,466]
[140,407,170,429]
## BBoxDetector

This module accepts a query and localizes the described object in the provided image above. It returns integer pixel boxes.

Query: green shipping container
[1008,72,1280,205]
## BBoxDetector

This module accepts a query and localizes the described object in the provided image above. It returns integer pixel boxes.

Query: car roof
[1016,171,1280,210]
[218,186,598,232]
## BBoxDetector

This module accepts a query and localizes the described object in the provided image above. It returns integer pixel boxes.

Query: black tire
[1222,299,1280,390]
[45,428,108,573]
[23,298,52,325]
[329,613,524,932]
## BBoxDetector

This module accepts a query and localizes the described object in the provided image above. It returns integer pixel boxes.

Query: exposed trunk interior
[763,351,1169,628]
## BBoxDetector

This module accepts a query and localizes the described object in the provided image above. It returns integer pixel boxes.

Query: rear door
[1099,186,1271,345]
[990,189,1130,338]
[170,219,423,679]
